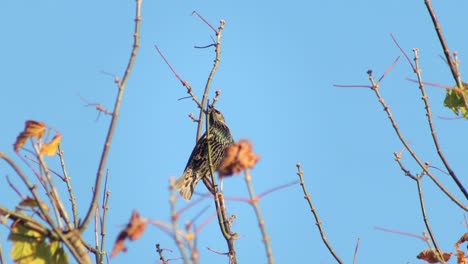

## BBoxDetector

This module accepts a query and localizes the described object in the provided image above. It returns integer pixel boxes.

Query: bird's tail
[174,169,196,200]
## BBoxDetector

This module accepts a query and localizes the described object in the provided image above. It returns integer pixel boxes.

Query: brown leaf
[13,120,46,152]
[457,250,467,264]
[24,120,46,139]
[111,210,147,257]
[18,196,49,211]
[40,133,61,156]
[217,140,260,177]
[417,249,453,263]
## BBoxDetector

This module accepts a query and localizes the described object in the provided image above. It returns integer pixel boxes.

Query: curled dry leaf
[457,250,467,264]
[217,139,260,177]
[40,133,62,156]
[456,232,468,248]
[111,210,147,257]
[13,120,46,152]
[417,249,452,263]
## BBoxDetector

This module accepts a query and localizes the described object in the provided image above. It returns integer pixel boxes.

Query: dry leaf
[417,249,452,263]
[217,140,260,177]
[456,232,468,248]
[111,210,147,257]
[457,250,467,264]
[18,196,49,211]
[13,120,46,152]
[40,133,61,156]
[24,120,46,139]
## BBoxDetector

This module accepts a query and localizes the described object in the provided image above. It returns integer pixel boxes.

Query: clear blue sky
[1,1,468,263]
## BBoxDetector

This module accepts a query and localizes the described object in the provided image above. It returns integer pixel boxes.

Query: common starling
[174,109,234,200]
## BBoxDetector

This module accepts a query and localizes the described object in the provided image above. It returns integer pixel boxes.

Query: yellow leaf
[40,134,61,156]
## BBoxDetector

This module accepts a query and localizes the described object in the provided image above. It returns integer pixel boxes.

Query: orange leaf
[217,140,260,177]
[40,133,61,156]
[13,120,46,152]
[111,211,147,257]
[457,250,467,264]
[24,120,46,139]
[417,249,453,263]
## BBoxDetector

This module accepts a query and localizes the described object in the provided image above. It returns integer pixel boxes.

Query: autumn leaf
[417,248,452,263]
[40,133,61,156]
[14,120,46,152]
[8,221,68,264]
[217,140,260,177]
[111,210,147,257]
[18,197,49,211]
[444,83,468,120]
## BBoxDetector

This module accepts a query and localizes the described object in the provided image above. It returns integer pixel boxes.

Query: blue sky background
[1,1,468,263]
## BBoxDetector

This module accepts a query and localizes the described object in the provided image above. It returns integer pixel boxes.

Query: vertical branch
[424,0,463,90]
[411,48,468,199]
[99,171,111,263]
[244,169,275,264]
[205,110,238,264]
[80,0,142,231]
[169,179,191,264]
[34,144,72,230]
[415,176,446,264]
[0,234,5,264]
[296,163,344,264]
[196,20,225,140]
[58,146,79,227]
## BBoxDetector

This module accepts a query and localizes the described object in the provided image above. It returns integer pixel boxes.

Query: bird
[174,108,234,200]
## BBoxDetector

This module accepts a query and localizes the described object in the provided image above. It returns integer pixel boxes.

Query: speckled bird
[174,109,234,200]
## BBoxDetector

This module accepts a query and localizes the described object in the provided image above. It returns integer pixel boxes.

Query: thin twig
[412,48,468,200]
[416,176,446,264]
[169,178,191,264]
[57,146,79,228]
[353,237,360,264]
[156,244,169,264]
[0,232,4,264]
[366,70,468,211]
[154,45,202,110]
[205,108,238,264]
[424,0,464,91]
[196,19,225,140]
[80,0,142,231]
[296,163,343,264]
[244,169,275,264]
[0,152,89,263]
[99,170,111,263]
[6,175,24,199]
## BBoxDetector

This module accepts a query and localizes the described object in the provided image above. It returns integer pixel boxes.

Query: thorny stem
[80,0,142,231]
[244,169,275,264]
[296,163,344,264]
